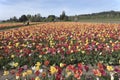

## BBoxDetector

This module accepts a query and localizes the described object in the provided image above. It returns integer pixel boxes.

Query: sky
[0,0,120,20]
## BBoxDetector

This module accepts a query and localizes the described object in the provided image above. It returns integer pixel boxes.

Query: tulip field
[0,23,22,29]
[0,22,120,80]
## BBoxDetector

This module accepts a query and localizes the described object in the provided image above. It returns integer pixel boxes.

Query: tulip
[16,73,20,80]
[110,72,115,80]
[3,71,9,76]
[41,72,46,77]
[15,43,19,47]
[35,66,40,71]
[22,72,27,77]
[60,63,66,68]
[35,76,40,80]
[26,70,32,75]
[50,66,58,74]
[35,62,41,67]
[84,65,89,72]
[13,62,19,67]
[107,66,114,71]
[35,70,40,76]
[44,60,50,66]
[93,69,101,77]
[11,54,15,58]
[66,71,72,78]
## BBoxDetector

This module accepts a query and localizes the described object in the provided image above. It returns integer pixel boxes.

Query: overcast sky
[0,0,120,20]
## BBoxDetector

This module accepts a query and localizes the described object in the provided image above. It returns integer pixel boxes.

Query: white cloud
[0,0,120,20]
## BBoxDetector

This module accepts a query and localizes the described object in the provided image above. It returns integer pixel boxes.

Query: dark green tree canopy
[60,11,68,21]
[19,15,28,22]
[47,15,56,22]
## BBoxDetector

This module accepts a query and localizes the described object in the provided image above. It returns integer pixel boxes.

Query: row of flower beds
[0,22,120,80]
[0,23,23,30]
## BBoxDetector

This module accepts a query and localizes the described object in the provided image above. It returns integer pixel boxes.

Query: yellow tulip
[3,71,9,76]
[39,55,42,58]
[60,63,65,68]
[26,70,32,75]
[22,72,27,77]
[35,66,40,71]
[16,76,20,80]
[81,51,85,54]
[8,42,11,45]
[66,71,72,77]
[32,43,35,45]
[35,76,40,80]
[8,46,11,49]
[107,66,114,71]
[50,66,58,74]
[35,62,41,66]
[15,43,19,47]
[11,55,15,58]
[13,62,19,67]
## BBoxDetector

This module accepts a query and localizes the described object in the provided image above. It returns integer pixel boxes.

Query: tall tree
[27,14,32,21]
[60,11,68,21]
[47,15,56,22]
[35,14,42,22]
[30,14,42,22]
[60,11,65,20]
[12,16,18,22]
[8,16,18,22]
[19,15,28,24]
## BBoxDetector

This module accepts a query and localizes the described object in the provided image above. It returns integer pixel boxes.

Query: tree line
[3,10,120,22]
[4,11,69,23]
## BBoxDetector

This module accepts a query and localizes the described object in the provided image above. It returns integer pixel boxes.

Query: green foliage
[60,11,69,21]
[1,50,119,70]
[19,15,28,22]
[47,15,56,22]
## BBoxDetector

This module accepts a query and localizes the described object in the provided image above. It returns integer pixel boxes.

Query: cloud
[0,0,120,20]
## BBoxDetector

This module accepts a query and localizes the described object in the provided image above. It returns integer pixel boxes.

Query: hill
[69,11,120,22]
